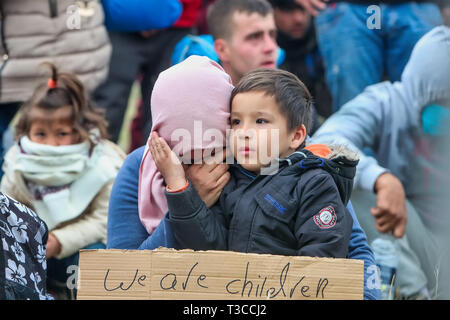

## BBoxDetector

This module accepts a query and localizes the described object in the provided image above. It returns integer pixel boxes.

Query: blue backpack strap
[276,47,286,67]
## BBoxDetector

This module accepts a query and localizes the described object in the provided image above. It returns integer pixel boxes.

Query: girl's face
[28,106,81,146]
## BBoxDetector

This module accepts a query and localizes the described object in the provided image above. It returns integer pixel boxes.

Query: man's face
[273,6,311,39]
[218,12,278,85]
[443,7,450,27]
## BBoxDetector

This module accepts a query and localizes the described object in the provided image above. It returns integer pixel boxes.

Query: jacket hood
[279,144,360,205]
[400,26,450,112]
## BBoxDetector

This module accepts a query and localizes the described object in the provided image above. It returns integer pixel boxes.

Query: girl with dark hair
[0,64,125,296]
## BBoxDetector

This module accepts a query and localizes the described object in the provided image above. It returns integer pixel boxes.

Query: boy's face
[230,91,302,172]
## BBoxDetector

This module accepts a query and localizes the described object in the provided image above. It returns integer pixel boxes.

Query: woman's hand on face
[186,149,230,208]
[149,131,187,190]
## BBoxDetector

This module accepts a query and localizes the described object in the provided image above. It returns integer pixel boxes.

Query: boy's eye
[256,118,268,124]
[231,119,240,126]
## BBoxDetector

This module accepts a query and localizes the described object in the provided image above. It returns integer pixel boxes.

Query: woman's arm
[347,201,382,300]
[107,147,150,249]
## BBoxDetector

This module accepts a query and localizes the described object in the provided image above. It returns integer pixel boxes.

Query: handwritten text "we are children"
[103,261,329,299]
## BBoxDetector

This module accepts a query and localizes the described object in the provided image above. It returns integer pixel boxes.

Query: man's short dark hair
[207,0,273,40]
[231,68,314,134]
[268,0,304,10]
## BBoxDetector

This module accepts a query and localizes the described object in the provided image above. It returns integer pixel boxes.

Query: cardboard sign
[77,248,363,300]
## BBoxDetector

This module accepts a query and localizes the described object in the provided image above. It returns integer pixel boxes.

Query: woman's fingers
[150,132,178,167]
[215,171,230,190]
[210,163,229,179]
[149,133,157,159]
[150,132,173,160]
[157,137,171,156]
[150,132,163,162]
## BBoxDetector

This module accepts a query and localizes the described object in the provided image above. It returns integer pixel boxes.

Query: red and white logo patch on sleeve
[313,206,337,229]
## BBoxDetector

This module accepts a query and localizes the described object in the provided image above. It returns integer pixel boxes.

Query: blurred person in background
[207,0,278,86]
[0,0,111,181]
[312,26,450,299]
[440,0,450,25]
[269,0,333,121]
[129,0,283,151]
[1,192,52,300]
[1,64,125,299]
[94,0,202,145]
[207,0,324,132]
[293,0,442,111]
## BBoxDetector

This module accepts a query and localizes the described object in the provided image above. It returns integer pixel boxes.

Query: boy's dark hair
[15,63,108,143]
[231,68,314,135]
[207,0,273,40]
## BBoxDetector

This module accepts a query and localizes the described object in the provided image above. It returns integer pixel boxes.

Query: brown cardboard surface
[77,248,363,300]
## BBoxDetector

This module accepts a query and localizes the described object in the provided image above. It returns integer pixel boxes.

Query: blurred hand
[46,233,61,259]
[371,172,407,238]
[186,149,230,208]
[140,30,159,38]
[295,0,328,16]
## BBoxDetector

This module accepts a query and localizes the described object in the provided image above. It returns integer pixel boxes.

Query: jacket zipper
[233,168,265,253]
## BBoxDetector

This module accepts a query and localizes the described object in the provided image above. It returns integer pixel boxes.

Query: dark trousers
[93,28,191,144]
[47,242,106,299]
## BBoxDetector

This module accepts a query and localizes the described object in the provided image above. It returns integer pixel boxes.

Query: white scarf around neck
[13,135,120,230]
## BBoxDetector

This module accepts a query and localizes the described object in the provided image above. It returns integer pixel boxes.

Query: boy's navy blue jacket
[165,147,359,258]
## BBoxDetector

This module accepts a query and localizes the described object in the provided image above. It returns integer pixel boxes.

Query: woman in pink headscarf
[107,55,234,249]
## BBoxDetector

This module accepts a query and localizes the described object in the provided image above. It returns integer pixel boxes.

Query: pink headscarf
[138,55,234,234]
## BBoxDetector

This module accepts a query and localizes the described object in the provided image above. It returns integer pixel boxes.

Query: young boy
[150,68,358,258]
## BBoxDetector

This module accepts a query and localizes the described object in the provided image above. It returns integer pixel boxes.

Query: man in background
[269,0,332,120]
